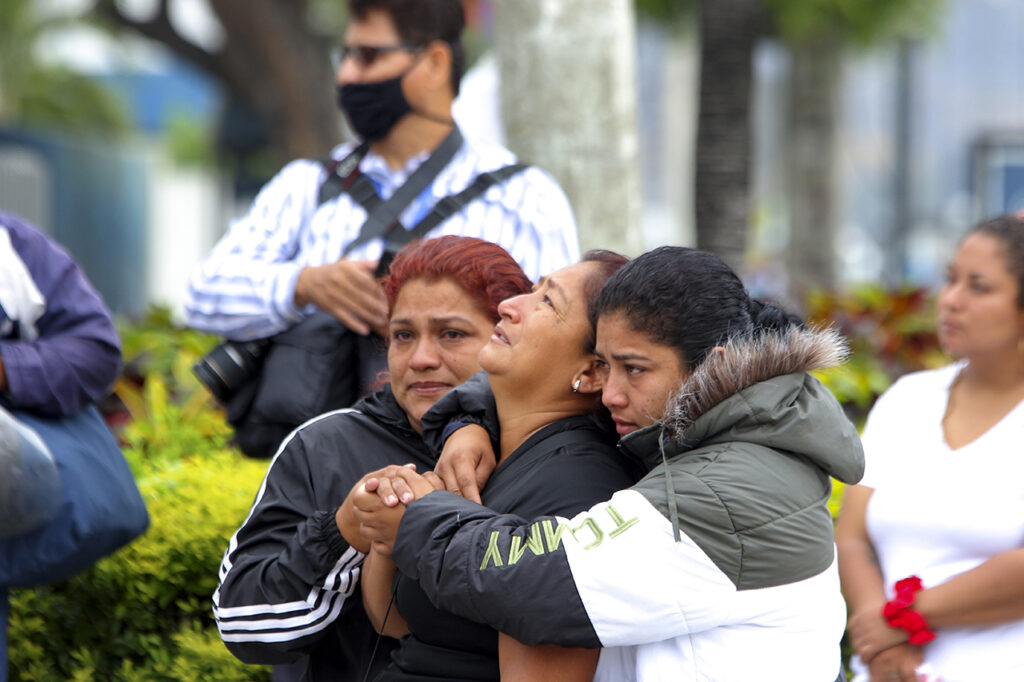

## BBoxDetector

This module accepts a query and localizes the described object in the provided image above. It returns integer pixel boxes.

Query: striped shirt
[183,138,579,339]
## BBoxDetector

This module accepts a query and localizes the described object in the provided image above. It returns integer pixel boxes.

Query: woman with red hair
[342,249,641,682]
[212,236,532,681]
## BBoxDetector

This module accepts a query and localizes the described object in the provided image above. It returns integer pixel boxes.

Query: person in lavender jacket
[0,211,122,681]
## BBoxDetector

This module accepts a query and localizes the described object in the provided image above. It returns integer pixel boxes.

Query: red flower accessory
[882,575,936,645]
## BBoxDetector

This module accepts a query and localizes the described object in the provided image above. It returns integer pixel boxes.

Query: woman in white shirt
[836,214,1024,682]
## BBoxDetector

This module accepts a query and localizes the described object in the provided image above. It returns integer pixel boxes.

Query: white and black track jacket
[213,388,433,681]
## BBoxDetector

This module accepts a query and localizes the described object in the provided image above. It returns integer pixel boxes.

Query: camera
[193,338,272,405]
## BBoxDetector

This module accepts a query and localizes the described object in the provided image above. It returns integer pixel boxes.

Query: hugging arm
[419,372,500,503]
[389,493,603,647]
[391,484,738,649]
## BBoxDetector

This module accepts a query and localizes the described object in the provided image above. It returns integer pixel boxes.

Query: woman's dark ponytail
[748,299,805,334]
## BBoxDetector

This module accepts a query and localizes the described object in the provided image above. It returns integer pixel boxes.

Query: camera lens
[193,339,270,404]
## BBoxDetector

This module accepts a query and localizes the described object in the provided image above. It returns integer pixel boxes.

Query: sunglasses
[330,43,422,70]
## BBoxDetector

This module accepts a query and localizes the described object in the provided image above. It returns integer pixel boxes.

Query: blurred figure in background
[0,210,129,682]
[183,0,578,459]
[183,0,577,342]
[837,215,1024,682]
[0,212,121,416]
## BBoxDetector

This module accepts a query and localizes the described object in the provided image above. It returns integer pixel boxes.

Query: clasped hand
[340,465,442,555]
[336,424,498,554]
[848,602,908,663]
[847,606,941,682]
[294,258,389,336]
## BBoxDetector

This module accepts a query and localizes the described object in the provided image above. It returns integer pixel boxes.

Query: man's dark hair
[349,0,466,96]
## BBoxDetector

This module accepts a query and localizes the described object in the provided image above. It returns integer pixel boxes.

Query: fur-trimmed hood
[621,325,864,485]
[663,324,848,437]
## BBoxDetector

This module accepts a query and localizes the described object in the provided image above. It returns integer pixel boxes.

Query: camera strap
[319,127,463,257]
[318,128,529,258]
[317,141,370,207]
[395,162,528,251]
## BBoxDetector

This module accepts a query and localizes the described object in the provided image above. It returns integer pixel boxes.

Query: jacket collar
[355,385,422,437]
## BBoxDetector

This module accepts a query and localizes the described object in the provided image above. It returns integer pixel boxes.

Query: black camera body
[193,338,272,405]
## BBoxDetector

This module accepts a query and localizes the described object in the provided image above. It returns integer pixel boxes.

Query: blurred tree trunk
[695,0,768,272]
[888,39,916,286]
[95,0,341,164]
[494,0,643,256]
[785,38,840,300]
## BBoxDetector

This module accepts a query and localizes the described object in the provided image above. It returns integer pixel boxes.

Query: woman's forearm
[835,485,887,613]
[837,538,887,612]
[917,548,1024,628]
[498,633,599,682]
[361,549,409,638]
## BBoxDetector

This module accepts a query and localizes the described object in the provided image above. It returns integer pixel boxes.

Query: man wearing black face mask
[184,0,578,346]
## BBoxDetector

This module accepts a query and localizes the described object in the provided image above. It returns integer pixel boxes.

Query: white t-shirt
[851,363,1024,682]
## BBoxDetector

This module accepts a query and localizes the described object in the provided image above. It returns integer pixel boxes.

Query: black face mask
[337,75,412,141]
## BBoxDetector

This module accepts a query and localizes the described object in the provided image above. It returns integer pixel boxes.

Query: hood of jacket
[621,325,864,484]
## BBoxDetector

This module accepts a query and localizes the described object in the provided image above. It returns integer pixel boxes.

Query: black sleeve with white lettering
[390,494,602,648]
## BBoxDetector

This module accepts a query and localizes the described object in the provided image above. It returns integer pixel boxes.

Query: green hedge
[8,449,271,681]
[8,308,272,681]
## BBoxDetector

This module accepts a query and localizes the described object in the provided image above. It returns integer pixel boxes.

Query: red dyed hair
[383,236,532,322]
